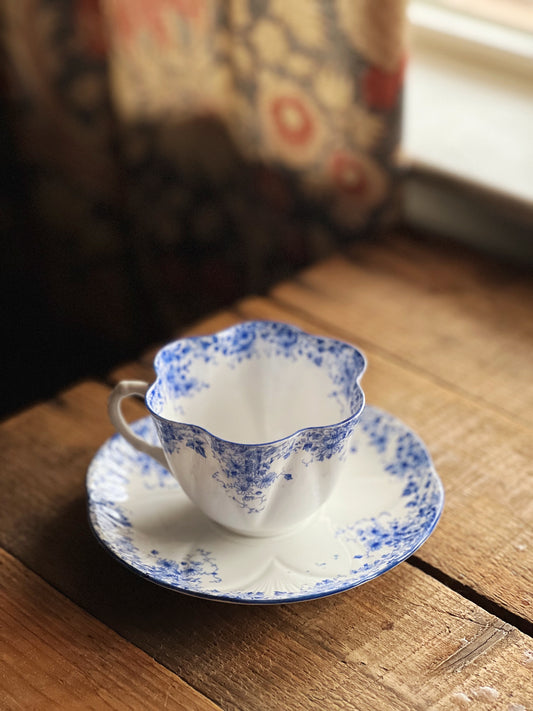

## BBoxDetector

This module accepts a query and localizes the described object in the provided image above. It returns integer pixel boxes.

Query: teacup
[108,321,366,537]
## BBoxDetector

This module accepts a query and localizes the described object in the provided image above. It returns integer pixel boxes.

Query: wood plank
[109,309,241,384]
[235,296,533,624]
[0,548,219,710]
[270,233,533,427]
[0,382,532,710]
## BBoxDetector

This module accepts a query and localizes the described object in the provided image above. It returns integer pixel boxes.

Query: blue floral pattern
[147,321,366,515]
[148,321,365,414]
[87,405,444,603]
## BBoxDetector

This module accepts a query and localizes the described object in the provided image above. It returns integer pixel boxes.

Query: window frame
[402,0,533,265]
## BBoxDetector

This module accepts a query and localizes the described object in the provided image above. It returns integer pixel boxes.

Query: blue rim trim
[145,320,367,448]
[87,404,445,605]
[87,500,444,605]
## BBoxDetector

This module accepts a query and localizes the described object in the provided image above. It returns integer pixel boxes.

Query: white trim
[408,1,533,73]
[403,1,533,262]
[404,0,533,209]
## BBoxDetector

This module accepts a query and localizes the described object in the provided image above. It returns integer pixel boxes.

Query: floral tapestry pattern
[2,0,407,346]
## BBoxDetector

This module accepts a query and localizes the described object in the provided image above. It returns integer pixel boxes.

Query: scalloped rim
[86,405,445,604]
[145,320,367,447]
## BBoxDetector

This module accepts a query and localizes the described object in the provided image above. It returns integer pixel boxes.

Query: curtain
[2,0,407,348]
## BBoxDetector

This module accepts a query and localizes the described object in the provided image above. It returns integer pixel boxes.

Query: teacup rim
[145,319,367,448]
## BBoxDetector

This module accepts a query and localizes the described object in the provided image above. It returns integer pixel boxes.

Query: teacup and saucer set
[87,321,444,604]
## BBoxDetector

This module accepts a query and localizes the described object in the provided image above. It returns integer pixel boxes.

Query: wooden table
[1,232,532,710]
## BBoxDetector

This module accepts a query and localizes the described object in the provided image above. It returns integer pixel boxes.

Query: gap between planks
[104,289,533,627]
[270,233,533,430]
[232,297,533,625]
[1,380,532,709]
[0,547,221,711]
[104,302,532,636]
[409,559,532,638]
[272,282,533,436]
[110,297,532,437]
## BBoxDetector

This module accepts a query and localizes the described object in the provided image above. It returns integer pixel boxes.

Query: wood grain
[106,284,533,624]
[0,382,532,710]
[434,621,514,673]
[270,233,533,427]
[235,296,533,623]
[0,548,219,710]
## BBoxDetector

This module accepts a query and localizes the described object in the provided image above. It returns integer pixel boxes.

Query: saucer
[87,406,444,604]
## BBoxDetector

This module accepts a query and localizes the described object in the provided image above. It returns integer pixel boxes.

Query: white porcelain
[87,405,444,604]
[108,321,366,537]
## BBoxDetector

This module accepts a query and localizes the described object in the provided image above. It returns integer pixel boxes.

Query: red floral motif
[109,0,207,46]
[330,152,367,196]
[270,96,314,146]
[328,150,388,229]
[76,0,108,57]
[362,55,407,111]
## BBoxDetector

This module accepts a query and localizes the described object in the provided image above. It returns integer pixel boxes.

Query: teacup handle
[108,380,168,468]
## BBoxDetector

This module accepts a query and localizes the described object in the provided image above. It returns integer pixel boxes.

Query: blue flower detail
[147,321,365,513]
[87,406,444,603]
